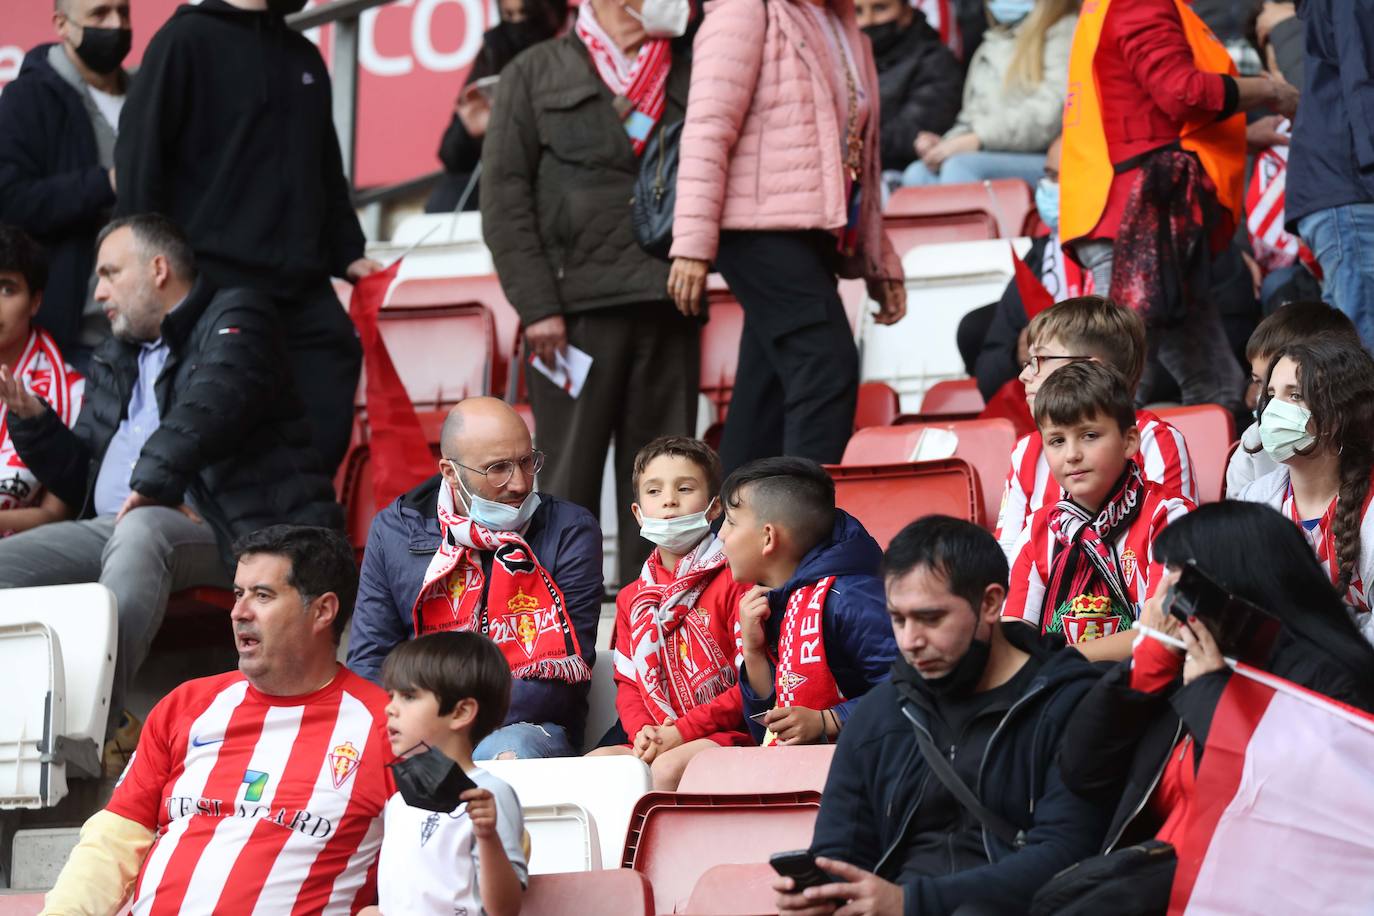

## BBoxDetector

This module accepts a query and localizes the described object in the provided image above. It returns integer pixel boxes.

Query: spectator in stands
[366,633,525,916]
[902,0,1076,188]
[1234,335,1374,642]
[1225,301,1357,496]
[0,0,133,369]
[995,296,1197,559]
[114,0,382,477]
[859,0,963,186]
[0,227,84,536]
[426,0,567,213]
[1056,503,1374,908]
[1286,0,1374,348]
[39,526,392,915]
[775,516,1107,915]
[1059,0,1299,417]
[0,214,341,761]
[481,0,698,587]
[349,396,603,758]
[591,437,752,789]
[669,0,907,474]
[1004,362,1195,662]
[720,457,896,746]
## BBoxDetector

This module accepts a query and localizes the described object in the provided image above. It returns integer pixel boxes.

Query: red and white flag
[1244,120,1302,273]
[1167,663,1374,914]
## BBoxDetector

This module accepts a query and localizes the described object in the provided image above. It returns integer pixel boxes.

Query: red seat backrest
[885,179,1034,238]
[827,459,981,547]
[920,378,986,417]
[677,746,836,795]
[386,274,520,395]
[522,869,656,916]
[701,293,744,423]
[358,303,495,409]
[854,381,900,430]
[1152,404,1236,504]
[684,863,780,915]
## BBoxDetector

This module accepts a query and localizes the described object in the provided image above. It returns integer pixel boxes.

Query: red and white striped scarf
[626,535,736,722]
[0,328,82,516]
[574,1,671,155]
[774,576,843,710]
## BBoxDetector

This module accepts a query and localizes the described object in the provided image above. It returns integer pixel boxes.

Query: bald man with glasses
[348,396,604,759]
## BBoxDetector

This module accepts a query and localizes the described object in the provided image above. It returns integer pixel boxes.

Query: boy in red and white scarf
[592,437,752,789]
[1005,362,1194,663]
[0,227,84,537]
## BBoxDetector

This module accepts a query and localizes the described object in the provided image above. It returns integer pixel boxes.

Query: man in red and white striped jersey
[41,525,393,916]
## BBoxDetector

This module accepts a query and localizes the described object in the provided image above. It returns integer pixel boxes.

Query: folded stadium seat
[0,585,116,808]
[676,746,835,795]
[620,791,821,914]
[841,419,1015,530]
[479,756,652,873]
[683,863,780,915]
[885,179,1034,239]
[355,301,496,410]
[384,273,520,396]
[917,378,986,419]
[523,802,603,871]
[521,869,656,916]
[1151,404,1236,504]
[859,238,1031,414]
[827,459,981,549]
[854,381,900,430]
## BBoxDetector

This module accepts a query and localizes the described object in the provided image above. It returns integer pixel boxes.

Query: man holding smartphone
[774,517,1108,915]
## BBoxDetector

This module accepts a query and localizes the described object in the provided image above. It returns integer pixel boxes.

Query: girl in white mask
[1234,336,1374,643]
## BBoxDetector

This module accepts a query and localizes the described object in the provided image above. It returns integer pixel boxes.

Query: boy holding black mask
[369,632,526,916]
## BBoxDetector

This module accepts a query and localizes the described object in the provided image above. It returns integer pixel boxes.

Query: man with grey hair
[0,0,134,368]
[0,213,342,768]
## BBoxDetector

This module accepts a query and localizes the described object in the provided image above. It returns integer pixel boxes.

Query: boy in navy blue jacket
[719,457,896,746]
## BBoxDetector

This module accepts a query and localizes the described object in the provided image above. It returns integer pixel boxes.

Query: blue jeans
[1297,204,1374,347]
[473,722,575,760]
[901,150,1046,188]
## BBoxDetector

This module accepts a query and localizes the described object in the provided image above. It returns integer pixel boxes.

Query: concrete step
[10,827,77,892]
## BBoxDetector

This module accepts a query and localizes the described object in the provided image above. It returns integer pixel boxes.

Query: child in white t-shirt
[363,632,526,916]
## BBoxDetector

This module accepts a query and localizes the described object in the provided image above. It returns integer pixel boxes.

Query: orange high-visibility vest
[1059,0,1246,245]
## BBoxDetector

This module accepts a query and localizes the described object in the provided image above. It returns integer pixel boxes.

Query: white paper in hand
[530,345,593,398]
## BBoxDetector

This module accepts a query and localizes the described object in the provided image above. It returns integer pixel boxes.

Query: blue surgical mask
[987,0,1035,25]
[1035,177,1059,231]
[454,476,542,531]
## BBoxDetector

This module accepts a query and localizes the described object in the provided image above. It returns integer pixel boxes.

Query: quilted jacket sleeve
[967,16,1076,153]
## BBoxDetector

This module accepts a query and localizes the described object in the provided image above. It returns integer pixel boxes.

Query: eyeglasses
[445,450,545,488]
[1022,354,1090,376]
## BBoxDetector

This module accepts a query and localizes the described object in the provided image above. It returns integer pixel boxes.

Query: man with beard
[772,516,1107,916]
[0,214,341,763]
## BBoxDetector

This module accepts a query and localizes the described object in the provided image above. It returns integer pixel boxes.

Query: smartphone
[749,711,770,723]
[770,850,833,892]
[1166,562,1280,663]
[472,75,500,100]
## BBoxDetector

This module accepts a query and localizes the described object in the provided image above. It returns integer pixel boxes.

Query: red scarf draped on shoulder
[774,577,844,711]
[412,484,590,683]
[574,1,670,156]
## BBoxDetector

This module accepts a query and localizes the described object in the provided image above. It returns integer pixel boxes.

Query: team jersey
[376,768,528,915]
[0,328,83,530]
[1005,482,1194,643]
[994,409,1196,559]
[108,668,392,915]
[1237,466,1374,643]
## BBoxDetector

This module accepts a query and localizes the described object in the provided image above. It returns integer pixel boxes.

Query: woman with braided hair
[1235,333,1374,644]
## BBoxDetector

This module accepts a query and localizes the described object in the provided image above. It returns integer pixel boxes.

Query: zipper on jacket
[973,681,1047,861]
[1104,719,1185,852]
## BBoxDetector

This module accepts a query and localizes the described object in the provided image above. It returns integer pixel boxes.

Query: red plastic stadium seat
[827,459,980,548]
[356,302,494,410]
[677,746,835,795]
[882,209,999,257]
[1152,404,1236,504]
[885,179,1034,238]
[842,419,1015,529]
[165,586,234,619]
[521,869,656,916]
[919,378,986,417]
[854,381,900,430]
[684,863,780,915]
[701,293,745,423]
[620,792,821,915]
[385,274,521,396]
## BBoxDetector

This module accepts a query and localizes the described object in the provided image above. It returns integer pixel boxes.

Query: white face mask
[1259,397,1317,463]
[624,0,689,38]
[639,499,716,554]
[453,474,542,531]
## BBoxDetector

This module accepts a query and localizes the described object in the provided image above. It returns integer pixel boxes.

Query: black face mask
[266,0,310,17]
[387,745,478,813]
[74,26,132,75]
[924,632,992,698]
[481,20,550,72]
[861,20,905,56]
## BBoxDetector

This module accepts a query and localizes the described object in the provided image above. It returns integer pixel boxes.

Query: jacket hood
[774,509,883,601]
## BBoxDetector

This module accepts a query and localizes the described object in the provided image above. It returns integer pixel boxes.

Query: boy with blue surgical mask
[590,436,753,790]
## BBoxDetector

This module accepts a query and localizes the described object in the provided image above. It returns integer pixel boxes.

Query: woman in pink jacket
[666,0,906,471]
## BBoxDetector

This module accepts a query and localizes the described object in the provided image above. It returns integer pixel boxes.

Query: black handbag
[1028,840,1177,916]
[631,118,683,260]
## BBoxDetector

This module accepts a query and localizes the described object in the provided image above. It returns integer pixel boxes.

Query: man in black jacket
[0,214,341,737]
[0,0,134,367]
[860,0,963,178]
[775,516,1107,916]
[113,0,381,475]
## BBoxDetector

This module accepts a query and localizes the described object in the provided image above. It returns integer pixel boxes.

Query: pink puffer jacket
[669,0,901,282]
